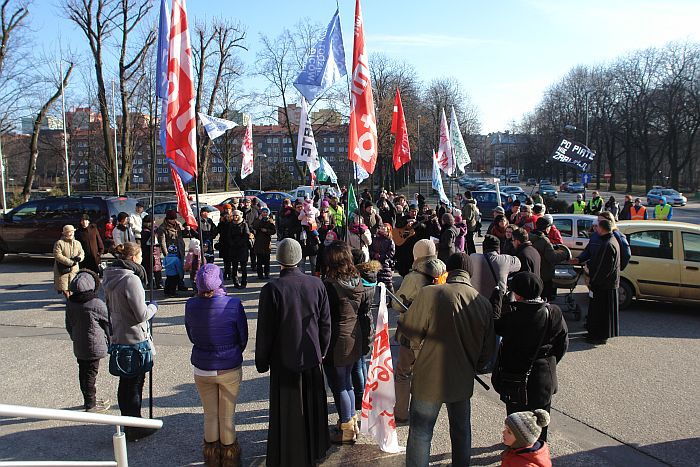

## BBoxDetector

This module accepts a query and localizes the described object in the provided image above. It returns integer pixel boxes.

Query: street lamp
[417,115,421,196]
[258,154,267,191]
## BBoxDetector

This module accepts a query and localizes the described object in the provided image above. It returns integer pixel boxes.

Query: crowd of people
[54,185,636,467]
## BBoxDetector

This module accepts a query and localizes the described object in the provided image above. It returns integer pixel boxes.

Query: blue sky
[30,0,700,133]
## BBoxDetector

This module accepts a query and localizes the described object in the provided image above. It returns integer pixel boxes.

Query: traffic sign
[582,173,591,184]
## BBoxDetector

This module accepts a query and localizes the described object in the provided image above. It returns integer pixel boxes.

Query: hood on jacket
[412,255,446,278]
[69,269,101,293]
[102,265,137,293]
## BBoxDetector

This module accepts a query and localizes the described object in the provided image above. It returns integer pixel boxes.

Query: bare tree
[0,0,30,131]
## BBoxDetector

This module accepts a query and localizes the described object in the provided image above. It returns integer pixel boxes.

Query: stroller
[552,262,584,321]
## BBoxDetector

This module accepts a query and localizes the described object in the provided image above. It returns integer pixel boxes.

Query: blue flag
[432,151,450,206]
[293,9,347,103]
[156,0,170,151]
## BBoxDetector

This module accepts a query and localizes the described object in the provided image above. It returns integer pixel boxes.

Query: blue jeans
[351,355,368,404]
[325,364,355,423]
[406,397,472,467]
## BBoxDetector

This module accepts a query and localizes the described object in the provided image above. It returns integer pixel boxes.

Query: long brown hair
[114,242,141,259]
[323,241,359,281]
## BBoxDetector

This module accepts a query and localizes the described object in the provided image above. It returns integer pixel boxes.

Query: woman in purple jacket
[185,263,248,467]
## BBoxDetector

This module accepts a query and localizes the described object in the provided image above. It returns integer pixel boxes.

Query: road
[0,249,698,466]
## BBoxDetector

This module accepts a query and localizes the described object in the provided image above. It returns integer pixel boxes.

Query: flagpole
[112,79,119,196]
[148,91,157,421]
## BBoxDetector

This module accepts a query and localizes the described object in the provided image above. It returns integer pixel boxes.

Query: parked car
[616,221,700,308]
[244,189,263,197]
[526,178,537,186]
[551,214,597,257]
[540,185,558,198]
[214,195,267,213]
[471,191,509,220]
[0,196,138,262]
[507,175,520,183]
[255,191,294,212]
[559,182,570,192]
[152,201,220,227]
[501,186,525,195]
[290,185,340,201]
[567,182,585,193]
[646,188,687,207]
[539,179,552,186]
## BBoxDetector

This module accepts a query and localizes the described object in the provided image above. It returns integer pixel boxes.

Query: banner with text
[550,138,596,172]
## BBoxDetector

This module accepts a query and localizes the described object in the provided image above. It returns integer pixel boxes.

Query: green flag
[348,184,358,217]
[450,106,471,173]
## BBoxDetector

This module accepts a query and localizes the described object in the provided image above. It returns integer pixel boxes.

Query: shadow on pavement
[554,437,700,467]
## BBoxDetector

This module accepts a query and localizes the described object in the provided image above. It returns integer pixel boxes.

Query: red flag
[171,166,198,230]
[391,88,411,171]
[348,0,378,175]
[165,0,197,183]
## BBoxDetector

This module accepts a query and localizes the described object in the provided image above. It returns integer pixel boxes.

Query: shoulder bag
[106,307,154,378]
[492,306,550,406]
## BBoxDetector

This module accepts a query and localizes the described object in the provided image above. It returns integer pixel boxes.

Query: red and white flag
[171,166,198,229]
[361,284,404,453]
[391,88,411,171]
[436,107,454,176]
[165,0,197,183]
[348,0,378,175]
[240,118,254,179]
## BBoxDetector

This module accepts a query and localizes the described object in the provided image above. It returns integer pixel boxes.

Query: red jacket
[501,442,552,467]
[547,225,563,245]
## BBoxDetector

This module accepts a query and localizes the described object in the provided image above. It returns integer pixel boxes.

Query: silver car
[551,214,597,257]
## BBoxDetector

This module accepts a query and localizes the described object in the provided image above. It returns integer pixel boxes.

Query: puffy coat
[323,277,371,367]
[438,225,458,262]
[529,230,569,282]
[185,293,248,370]
[468,251,521,297]
[393,255,446,311]
[370,234,395,286]
[347,224,372,262]
[252,217,276,254]
[217,216,234,260]
[65,270,109,360]
[157,219,186,258]
[228,221,251,262]
[53,236,85,292]
[454,222,468,252]
[501,442,552,467]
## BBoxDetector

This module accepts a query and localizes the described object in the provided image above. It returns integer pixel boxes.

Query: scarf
[68,291,98,304]
[111,258,148,285]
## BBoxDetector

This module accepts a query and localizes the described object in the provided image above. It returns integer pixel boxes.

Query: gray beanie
[505,410,550,449]
[69,270,98,293]
[277,238,302,267]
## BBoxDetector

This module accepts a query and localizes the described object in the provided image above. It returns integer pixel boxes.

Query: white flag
[361,284,404,453]
[198,112,237,140]
[354,163,369,184]
[432,150,450,206]
[240,119,254,179]
[295,98,320,173]
[318,157,338,184]
[436,108,454,176]
[449,106,471,173]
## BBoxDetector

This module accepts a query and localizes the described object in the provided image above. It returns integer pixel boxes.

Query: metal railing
[0,404,163,467]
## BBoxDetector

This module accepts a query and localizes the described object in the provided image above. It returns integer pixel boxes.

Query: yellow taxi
[616,220,700,308]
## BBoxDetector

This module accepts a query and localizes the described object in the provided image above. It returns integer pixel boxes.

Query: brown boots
[203,439,241,467]
[331,420,357,444]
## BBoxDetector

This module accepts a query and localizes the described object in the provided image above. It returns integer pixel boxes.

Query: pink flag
[361,284,404,453]
[436,108,454,176]
[165,0,197,183]
[240,118,254,179]
[171,166,198,230]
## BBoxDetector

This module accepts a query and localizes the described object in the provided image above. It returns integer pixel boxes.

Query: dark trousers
[250,251,257,269]
[256,252,271,277]
[77,358,100,408]
[165,275,179,295]
[466,231,476,255]
[118,373,146,418]
[223,260,232,279]
[232,260,247,286]
[542,280,556,301]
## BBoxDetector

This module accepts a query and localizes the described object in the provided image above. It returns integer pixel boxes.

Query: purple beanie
[196,263,223,292]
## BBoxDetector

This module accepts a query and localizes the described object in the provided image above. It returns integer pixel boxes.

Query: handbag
[108,341,153,378]
[492,306,550,406]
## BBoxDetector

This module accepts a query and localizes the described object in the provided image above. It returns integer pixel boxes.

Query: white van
[291,185,340,201]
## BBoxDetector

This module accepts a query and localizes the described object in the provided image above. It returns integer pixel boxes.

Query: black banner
[550,138,596,171]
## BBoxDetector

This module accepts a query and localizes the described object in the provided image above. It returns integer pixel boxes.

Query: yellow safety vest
[630,206,646,220]
[329,205,345,227]
[572,201,586,214]
[654,204,670,220]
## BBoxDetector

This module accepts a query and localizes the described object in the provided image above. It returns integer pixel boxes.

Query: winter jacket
[347,224,372,262]
[468,251,521,297]
[370,234,395,286]
[65,271,109,360]
[323,276,371,367]
[256,267,331,373]
[547,225,564,245]
[462,199,479,232]
[185,294,248,370]
[356,261,380,356]
[102,263,157,345]
[301,228,321,257]
[228,220,251,262]
[438,225,459,263]
[252,217,276,254]
[361,208,383,236]
[199,217,218,244]
[516,242,542,276]
[501,441,552,467]
[589,232,620,291]
[529,230,569,282]
[401,270,495,403]
[164,253,184,277]
[53,237,85,292]
[619,201,633,221]
[393,255,446,311]
[494,300,568,410]
[454,221,468,252]
[112,224,135,246]
[217,216,234,260]
[577,230,631,271]
[278,206,301,239]
[75,225,104,272]
[157,219,186,258]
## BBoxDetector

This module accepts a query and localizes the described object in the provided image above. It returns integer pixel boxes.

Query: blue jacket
[579,230,631,270]
[163,253,183,277]
[185,294,248,370]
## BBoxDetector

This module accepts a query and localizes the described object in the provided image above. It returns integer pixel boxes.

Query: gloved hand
[72,256,81,262]
[148,301,158,309]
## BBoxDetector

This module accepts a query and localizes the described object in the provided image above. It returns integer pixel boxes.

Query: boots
[352,414,360,436]
[331,420,357,444]
[220,439,242,467]
[202,440,221,467]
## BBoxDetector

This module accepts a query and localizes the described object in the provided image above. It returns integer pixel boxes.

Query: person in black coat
[256,238,331,466]
[228,210,251,289]
[493,272,568,443]
[586,219,621,345]
[217,206,234,279]
[512,227,541,276]
[437,213,458,263]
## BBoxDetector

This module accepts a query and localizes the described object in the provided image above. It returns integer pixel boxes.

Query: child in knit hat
[501,410,552,467]
[184,238,202,294]
[164,244,184,297]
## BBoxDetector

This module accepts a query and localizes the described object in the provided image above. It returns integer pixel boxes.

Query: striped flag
[240,118,254,179]
[436,108,454,176]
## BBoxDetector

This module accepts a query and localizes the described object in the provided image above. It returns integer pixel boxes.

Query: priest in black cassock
[586,219,621,345]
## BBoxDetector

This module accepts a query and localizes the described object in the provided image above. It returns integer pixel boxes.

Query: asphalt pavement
[0,243,699,466]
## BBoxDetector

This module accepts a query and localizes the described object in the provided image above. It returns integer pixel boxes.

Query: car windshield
[661,190,679,196]
[542,185,555,190]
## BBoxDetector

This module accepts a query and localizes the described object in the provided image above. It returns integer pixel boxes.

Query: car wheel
[618,279,634,309]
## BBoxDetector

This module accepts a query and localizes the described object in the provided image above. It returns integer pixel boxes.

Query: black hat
[535,216,551,231]
[510,272,543,300]
[482,234,500,253]
[136,202,144,208]
[165,209,178,220]
[80,213,91,221]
